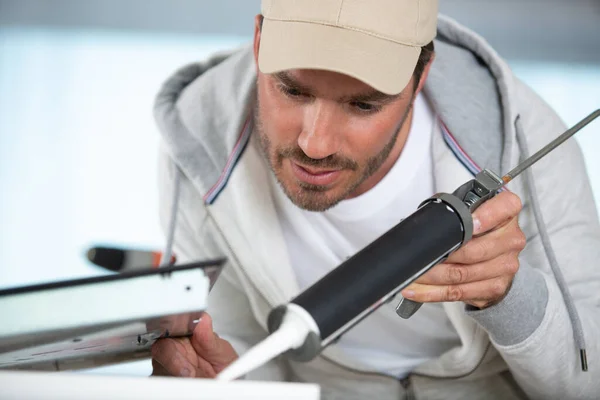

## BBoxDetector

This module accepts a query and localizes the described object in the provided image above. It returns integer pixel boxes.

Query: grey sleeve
[465,264,548,346]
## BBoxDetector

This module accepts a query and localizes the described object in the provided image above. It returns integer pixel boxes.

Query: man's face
[254,68,417,212]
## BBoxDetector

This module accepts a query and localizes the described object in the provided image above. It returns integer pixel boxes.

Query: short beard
[255,91,415,212]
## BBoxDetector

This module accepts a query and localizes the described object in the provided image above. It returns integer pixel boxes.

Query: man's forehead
[272,70,403,102]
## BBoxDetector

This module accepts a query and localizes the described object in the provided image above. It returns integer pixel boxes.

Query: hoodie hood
[154,45,257,200]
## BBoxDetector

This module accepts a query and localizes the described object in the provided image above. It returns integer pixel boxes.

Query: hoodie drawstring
[160,165,181,267]
[515,116,588,371]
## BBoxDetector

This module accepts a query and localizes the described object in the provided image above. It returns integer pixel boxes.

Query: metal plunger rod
[502,110,600,184]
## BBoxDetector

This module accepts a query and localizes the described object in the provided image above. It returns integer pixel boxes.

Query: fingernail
[473,218,481,234]
[403,290,415,299]
[180,368,191,377]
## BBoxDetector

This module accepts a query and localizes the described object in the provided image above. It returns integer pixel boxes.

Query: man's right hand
[151,313,238,378]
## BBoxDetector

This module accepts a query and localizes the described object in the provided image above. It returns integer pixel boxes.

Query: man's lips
[290,161,343,186]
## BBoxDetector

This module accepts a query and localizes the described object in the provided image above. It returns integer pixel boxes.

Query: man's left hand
[400,191,526,309]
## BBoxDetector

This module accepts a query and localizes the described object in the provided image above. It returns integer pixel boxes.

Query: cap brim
[258,19,421,96]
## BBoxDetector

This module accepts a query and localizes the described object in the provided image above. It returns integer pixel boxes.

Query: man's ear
[415,53,435,95]
[253,15,262,68]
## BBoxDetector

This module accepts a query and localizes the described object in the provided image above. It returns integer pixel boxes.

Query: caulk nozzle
[217,305,318,381]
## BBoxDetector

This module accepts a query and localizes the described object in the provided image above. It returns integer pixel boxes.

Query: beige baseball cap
[258,0,439,95]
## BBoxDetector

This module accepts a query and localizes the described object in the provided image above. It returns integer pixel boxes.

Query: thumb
[190,313,238,370]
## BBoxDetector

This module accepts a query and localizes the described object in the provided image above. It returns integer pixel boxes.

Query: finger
[446,221,526,264]
[413,253,520,286]
[151,338,196,377]
[472,191,522,235]
[151,359,171,376]
[401,276,512,305]
[190,313,238,372]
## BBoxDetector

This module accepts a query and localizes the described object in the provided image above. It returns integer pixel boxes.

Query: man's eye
[351,102,378,112]
[280,86,304,98]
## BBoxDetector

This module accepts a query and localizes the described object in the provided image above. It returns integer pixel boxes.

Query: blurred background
[0,0,599,376]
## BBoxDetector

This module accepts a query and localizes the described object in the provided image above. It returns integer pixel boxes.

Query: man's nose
[297,102,342,160]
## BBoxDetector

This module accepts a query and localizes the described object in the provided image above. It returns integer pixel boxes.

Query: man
[150,1,600,399]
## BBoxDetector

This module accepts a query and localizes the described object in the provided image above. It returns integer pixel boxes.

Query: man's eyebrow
[274,71,312,93]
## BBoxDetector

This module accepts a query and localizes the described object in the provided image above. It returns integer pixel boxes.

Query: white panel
[0,370,321,400]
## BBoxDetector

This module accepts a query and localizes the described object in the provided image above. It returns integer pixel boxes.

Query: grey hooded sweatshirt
[154,15,600,400]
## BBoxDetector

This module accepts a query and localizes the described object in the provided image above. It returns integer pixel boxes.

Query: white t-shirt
[269,93,461,378]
